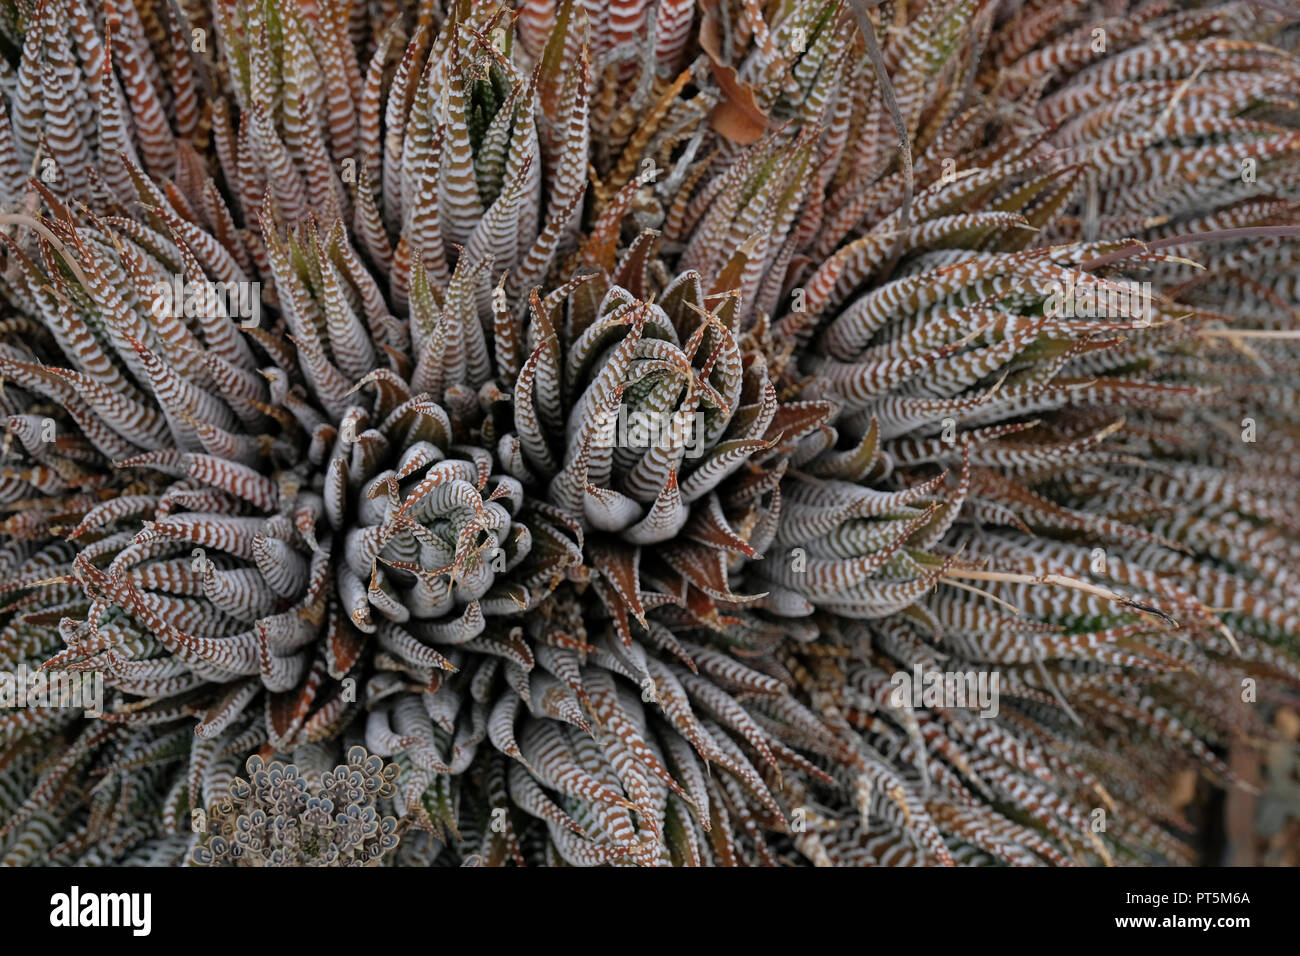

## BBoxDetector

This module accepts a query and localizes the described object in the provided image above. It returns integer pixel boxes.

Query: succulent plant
[191,746,401,866]
[0,0,1298,867]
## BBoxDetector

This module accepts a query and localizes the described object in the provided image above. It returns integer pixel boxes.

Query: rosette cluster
[0,0,1298,868]
[192,746,401,866]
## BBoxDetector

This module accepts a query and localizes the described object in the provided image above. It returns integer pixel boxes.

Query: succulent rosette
[0,0,1298,867]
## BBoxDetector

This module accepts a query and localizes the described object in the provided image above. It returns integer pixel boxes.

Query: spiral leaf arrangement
[0,0,1297,866]
[191,746,401,866]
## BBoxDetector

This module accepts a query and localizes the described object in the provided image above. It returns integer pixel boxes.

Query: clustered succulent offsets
[0,0,1296,867]
[191,747,401,866]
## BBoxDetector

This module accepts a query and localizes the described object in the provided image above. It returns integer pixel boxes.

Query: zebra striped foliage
[0,0,1297,866]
